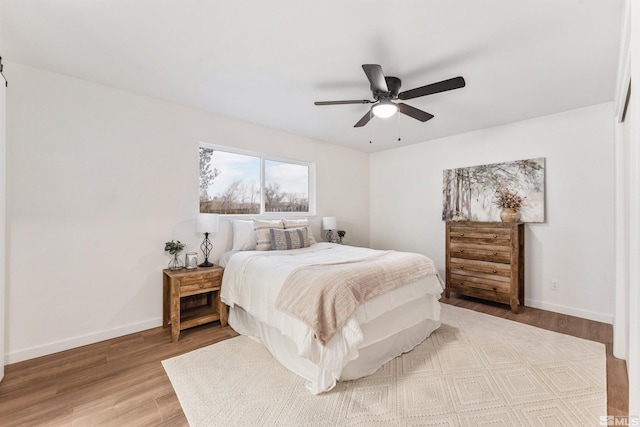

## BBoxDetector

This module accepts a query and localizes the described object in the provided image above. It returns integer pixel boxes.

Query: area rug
[162,305,606,426]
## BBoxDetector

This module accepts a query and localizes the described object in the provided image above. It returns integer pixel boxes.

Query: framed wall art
[442,157,545,223]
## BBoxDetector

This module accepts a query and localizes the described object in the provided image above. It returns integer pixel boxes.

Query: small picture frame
[185,252,198,269]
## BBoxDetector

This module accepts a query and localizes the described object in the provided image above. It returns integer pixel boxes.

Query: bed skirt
[228,291,442,394]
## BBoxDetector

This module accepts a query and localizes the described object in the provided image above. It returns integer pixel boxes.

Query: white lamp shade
[196,213,219,233]
[372,101,398,118]
[322,216,337,230]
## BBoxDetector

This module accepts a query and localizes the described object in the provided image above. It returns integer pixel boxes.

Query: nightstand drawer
[180,277,220,296]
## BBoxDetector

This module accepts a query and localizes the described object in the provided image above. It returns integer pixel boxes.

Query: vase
[168,253,184,270]
[500,208,518,222]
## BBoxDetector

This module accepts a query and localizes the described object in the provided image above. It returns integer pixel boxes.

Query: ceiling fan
[314,64,466,127]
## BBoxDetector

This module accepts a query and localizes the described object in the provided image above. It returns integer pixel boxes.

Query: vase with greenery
[165,240,186,270]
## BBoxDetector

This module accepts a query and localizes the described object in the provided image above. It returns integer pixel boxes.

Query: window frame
[199,143,316,218]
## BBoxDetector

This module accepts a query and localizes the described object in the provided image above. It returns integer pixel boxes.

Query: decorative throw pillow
[270,227,309,250]
[253,219,284,251]
[282,218,317,245]
[232,220,257,251]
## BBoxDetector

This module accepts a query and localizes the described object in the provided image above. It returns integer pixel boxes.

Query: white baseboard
[5,317,163,365]
[526,298,613,324]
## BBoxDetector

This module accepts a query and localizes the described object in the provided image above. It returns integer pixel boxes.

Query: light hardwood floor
[0,296,628,426]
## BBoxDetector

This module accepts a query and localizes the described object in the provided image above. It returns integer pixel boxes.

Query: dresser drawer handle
[460,233,464,237]
[493,269,497,273]
[460,266,464,269]
[460,249,464,253]
[493,252,497,256]
[493,234,497,238]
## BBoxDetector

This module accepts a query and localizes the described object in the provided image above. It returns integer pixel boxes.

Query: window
[199,144,314,215]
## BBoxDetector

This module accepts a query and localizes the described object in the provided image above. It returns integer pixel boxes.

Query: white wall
[0,67,6,381]
[4,63,369,363]
[370,103,615,323]
[614,0,640,413]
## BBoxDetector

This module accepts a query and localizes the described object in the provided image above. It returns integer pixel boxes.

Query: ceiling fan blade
[314,100,372,106]
[398,103,434,122]
[354,109,373,127]
[398,76,466,100]
[362,64,388,94]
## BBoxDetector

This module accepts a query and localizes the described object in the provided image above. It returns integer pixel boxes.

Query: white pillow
[232,220,257,251]
[282,218,317,245]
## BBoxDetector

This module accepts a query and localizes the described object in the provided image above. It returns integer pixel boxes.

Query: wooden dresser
[445,221,524,313]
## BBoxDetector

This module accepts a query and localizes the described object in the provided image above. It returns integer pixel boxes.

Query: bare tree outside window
[199,146,311,215]
[265,160,309,213]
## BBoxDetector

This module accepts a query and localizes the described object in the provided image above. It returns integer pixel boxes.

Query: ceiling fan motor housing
[373,76,401,99]
[384,76,402,99]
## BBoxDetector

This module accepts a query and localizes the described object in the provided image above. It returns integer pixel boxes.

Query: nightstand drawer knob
[492,287,497,291]
[460,266,464,269]
[493,234,497,238]
[460,249,464,253]
[493,269,497,273]
[199,284,204,289]
[493,252,497,256]
[460,233,464,237]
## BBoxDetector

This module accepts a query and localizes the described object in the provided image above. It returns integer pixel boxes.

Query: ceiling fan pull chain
[369,110,373,144]
[397,111,401,142]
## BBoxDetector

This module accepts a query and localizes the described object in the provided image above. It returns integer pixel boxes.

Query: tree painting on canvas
[442,158,545,222]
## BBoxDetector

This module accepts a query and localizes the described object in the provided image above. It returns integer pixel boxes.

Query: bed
[219,220,444,394]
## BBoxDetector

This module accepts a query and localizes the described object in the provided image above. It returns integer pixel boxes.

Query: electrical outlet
[550,279,560,291]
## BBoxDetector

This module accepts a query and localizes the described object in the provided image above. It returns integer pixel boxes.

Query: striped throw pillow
[270,227,309,250]
[282,218,317,245]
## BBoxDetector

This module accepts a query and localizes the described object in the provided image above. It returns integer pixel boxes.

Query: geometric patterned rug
[162,304,606,426]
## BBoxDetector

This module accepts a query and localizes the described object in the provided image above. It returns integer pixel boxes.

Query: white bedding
[220,242,443,393]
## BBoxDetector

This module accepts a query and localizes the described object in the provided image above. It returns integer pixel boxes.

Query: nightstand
[162,266,227,342]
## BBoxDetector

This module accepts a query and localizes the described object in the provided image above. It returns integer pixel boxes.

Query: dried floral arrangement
[494,186,525,210]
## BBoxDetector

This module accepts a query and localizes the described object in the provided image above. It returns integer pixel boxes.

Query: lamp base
[325,230,340,244]
[198,260,214,268]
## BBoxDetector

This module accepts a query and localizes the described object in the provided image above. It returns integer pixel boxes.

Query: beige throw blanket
[274,251,438,345]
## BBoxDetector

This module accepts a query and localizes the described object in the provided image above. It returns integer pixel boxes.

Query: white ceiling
[0,0,624,153]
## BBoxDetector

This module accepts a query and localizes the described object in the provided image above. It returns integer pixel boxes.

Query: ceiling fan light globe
[372,102,398,118]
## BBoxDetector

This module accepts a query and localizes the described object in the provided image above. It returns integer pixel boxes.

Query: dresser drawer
[449,241,511,263]
[449,269,510,293]
[448,281,511,305]
[450,257,511,277]
[448,225,512,245]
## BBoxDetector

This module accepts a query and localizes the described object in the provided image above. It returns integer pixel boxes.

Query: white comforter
[220,243,443,393]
